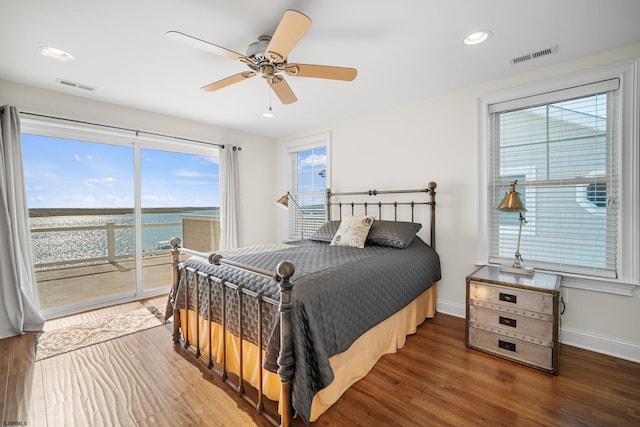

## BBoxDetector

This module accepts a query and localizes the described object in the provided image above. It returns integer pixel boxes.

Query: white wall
[277,43,640,362]
[0,79,277,247]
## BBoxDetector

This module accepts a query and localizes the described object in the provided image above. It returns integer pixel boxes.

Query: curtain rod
[19,111,239,150]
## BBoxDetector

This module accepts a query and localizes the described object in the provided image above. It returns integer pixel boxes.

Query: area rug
[36,305,166,361]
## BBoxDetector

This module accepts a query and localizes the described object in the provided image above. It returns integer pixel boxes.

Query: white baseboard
[436,298,640,364]
[436,299,466,318]
[560,327,640,364]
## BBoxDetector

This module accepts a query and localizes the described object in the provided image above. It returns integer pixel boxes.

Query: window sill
[485,263,637,296]
[555,274,636,296]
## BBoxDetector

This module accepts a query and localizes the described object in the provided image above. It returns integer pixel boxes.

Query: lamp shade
[497,181,527,212]
[276,193,289,209]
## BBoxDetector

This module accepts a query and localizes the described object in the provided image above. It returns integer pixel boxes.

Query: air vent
[56,78,97,92]
[510,45,558,65]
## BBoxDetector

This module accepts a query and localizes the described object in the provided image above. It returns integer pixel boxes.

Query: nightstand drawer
[468,304,553,346]
[468,327,553,371]
[469,281,554,316]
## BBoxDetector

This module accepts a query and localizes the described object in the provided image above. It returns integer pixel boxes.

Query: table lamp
[276,192,306,239]
[497,180,533,275]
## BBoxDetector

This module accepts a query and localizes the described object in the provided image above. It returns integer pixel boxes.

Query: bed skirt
[178,284,437,421]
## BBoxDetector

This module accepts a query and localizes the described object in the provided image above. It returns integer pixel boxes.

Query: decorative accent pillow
[366,220,422,249]
[309,220,341,242]
[330,215,375,248]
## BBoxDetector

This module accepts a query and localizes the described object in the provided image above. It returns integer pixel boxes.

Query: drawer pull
[499,340,516,352]
[499,292,517,304]
[499,316,517,328]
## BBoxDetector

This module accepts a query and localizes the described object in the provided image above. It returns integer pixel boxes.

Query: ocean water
[29,210,218,267]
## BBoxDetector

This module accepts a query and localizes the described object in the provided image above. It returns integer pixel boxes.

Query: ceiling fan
[166,9,357,105]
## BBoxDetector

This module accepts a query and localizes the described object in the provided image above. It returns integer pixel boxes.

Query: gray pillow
[311,219,422,248]
[366,220,422,248]
[308,220,341,242]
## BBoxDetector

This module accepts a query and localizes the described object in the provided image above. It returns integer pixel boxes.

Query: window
[478,60,639,291]
[490,86,617,277]
[284,133,330,239]
[586,182,607,208]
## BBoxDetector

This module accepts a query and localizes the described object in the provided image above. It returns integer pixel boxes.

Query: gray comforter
[173,237,440,423]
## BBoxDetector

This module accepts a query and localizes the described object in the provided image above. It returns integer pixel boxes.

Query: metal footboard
[169,240,295,426]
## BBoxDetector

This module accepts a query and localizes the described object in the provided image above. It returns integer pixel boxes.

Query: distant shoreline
[29,207,218,217]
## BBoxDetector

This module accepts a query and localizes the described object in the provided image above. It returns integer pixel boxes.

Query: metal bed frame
[169,182,437,426]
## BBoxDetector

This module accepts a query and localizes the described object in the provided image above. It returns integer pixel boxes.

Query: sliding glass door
[21,119,220,318]
[140,148,220,292]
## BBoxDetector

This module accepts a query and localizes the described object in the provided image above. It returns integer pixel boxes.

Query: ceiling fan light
[463,30,492,46]
[262,107,275,118]
[39,46,74,61]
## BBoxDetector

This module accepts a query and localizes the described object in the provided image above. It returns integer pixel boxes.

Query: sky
[296,146,326,194]
[21,134,219,208]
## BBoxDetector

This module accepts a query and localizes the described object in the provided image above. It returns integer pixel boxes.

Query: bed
[168,182,440,425]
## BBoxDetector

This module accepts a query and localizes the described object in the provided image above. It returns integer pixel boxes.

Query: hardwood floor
[2,301,639,426]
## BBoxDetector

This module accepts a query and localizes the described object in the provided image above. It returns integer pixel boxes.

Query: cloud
[300,153,326,166]
[173,169,216,178]
[84,177,117,188]
[73,154,93,162]
[62,194,98,204]
[176,180,217,185]
[29,196,47,203]
[142,195,177,204]
[101,177,116,188]
[201,156,219,165]
[24,167,60,181]
[102,194,126,205]
[32,185,47,192]
[53,193,133,208]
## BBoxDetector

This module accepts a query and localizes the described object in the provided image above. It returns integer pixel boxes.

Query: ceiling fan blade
[265,10,311,62]
[268,75,297,104]
[285,63,357,81]
[201,71,256,92]
[166,31,252,64]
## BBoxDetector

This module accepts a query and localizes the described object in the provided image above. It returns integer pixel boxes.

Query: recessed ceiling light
[463,31,492,46]
[39,46,74,61]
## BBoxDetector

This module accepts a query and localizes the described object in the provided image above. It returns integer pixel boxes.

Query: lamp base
[500,265,535,276]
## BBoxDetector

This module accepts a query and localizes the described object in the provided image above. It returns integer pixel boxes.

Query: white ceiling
[2,1,640,139]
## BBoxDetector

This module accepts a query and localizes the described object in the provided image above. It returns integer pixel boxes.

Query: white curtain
[0,105,45,338]
[219,145,240,249]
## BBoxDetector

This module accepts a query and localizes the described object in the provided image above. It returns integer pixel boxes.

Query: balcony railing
[29,211,219,315]
[29,222,180,270]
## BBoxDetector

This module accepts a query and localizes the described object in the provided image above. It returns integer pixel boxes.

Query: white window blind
[488,79,619,278]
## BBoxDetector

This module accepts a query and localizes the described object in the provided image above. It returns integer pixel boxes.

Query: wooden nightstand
[465,265,561,375]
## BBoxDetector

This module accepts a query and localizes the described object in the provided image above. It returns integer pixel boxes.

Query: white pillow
[329,215,375,248]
